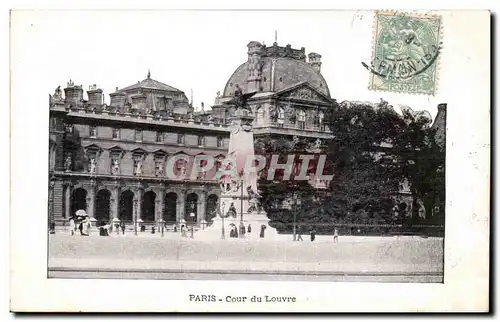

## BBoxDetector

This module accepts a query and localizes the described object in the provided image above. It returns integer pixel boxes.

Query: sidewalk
[48,257,442,275]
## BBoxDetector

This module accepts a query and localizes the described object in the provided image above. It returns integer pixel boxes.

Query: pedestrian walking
[239,222,246,238]
[120,222,126,235]
[69,216,75,236]
[310,229,316,242]
[333,228,339,243]
[190,225,194,239]
[297,226,303,241]
[259,224,266,238]
[247,224,252,234]
[84,217,91,236]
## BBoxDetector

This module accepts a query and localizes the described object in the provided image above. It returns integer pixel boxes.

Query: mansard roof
[115,72,183,93]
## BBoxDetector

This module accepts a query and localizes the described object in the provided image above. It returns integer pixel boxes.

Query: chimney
[64,80,83,105]
[308,52,322,73]
[109,92,126,108]
[432,103,447,148]
[246,41,264,92]
[87,84,103,105]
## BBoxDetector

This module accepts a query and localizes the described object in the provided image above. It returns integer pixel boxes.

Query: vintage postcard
[10,9,490,312]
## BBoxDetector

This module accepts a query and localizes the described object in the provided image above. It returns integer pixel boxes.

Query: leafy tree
[256,99,445,234]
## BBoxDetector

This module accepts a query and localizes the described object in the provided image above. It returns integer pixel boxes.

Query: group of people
[68,211,92,236]
[228,222,251,238]
[180,224,194,238]
[296,227,339,243]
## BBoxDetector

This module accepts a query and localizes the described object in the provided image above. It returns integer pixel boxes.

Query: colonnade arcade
[60,179,220,225]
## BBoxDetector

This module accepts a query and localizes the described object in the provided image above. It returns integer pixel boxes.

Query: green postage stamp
[367,11,442,95]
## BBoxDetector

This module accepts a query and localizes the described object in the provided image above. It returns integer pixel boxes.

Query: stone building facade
[48,41,338,231]
[48,75,230,230]
[48,40,445,231]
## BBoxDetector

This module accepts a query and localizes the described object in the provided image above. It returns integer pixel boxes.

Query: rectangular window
[198,136,204,146]
[217,136,223,148]
[112,128,120,140]
[135,129,142,142]
[156,131,163,143]
[156,97,166,110]
[177,133,185,145]
[89,125,97,138]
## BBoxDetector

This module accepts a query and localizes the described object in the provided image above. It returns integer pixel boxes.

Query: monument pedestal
[197,211,278,241]
[197,108,279,241]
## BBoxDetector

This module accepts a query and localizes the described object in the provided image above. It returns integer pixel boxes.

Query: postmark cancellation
[367,11,442,95]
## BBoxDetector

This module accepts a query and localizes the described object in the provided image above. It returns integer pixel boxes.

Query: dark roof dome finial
[147,69,151,79]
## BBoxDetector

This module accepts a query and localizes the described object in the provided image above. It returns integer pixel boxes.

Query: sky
[12,10,458,120]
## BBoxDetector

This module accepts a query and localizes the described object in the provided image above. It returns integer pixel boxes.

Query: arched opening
[119,190,134,222]
[95,189,111,225]
[142,191,156,222]
[185,193,198,224]
[71,188,87,216]
[163,192,177,224]
[206,194,219,222]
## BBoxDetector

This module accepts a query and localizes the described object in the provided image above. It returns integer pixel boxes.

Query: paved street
[48,233,443,282]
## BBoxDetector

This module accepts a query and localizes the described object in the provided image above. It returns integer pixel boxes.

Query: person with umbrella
[75,209,86,235]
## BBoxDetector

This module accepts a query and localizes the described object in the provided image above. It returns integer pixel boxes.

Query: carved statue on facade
[111,159,120,175]
[155,162,164,177]
[313,138,322,150]
[135,160,143,176]
[64,154,72,171]
[89,158,96,174]
[53,86,63,100]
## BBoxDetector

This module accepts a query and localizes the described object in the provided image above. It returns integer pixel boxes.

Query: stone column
[48,180,55,232]
[177,190,185,225]
[154,199,160,222]
[199,188,207,230]
[111,182,120,220]
[199,189,207,223]
[87,180,97,219]
[64,181,72,219]
[157,187,165,221]
[136,183,144,223]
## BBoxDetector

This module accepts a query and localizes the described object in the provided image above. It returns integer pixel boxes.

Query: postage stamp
[9,9,490,313]
[367,11,442,95]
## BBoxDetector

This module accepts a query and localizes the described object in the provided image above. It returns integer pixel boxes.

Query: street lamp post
[240,179,244,223]
[293,194,301,241]
[133,199,138,236]
[189,200,195,238]
[221,202,226,240]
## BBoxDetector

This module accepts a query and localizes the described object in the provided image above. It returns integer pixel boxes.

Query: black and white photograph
[9,7,490,312]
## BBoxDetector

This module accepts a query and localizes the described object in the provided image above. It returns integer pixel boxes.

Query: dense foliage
[256,100,445,235]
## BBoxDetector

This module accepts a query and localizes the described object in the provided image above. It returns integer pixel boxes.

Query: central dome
[222,42,331,98]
